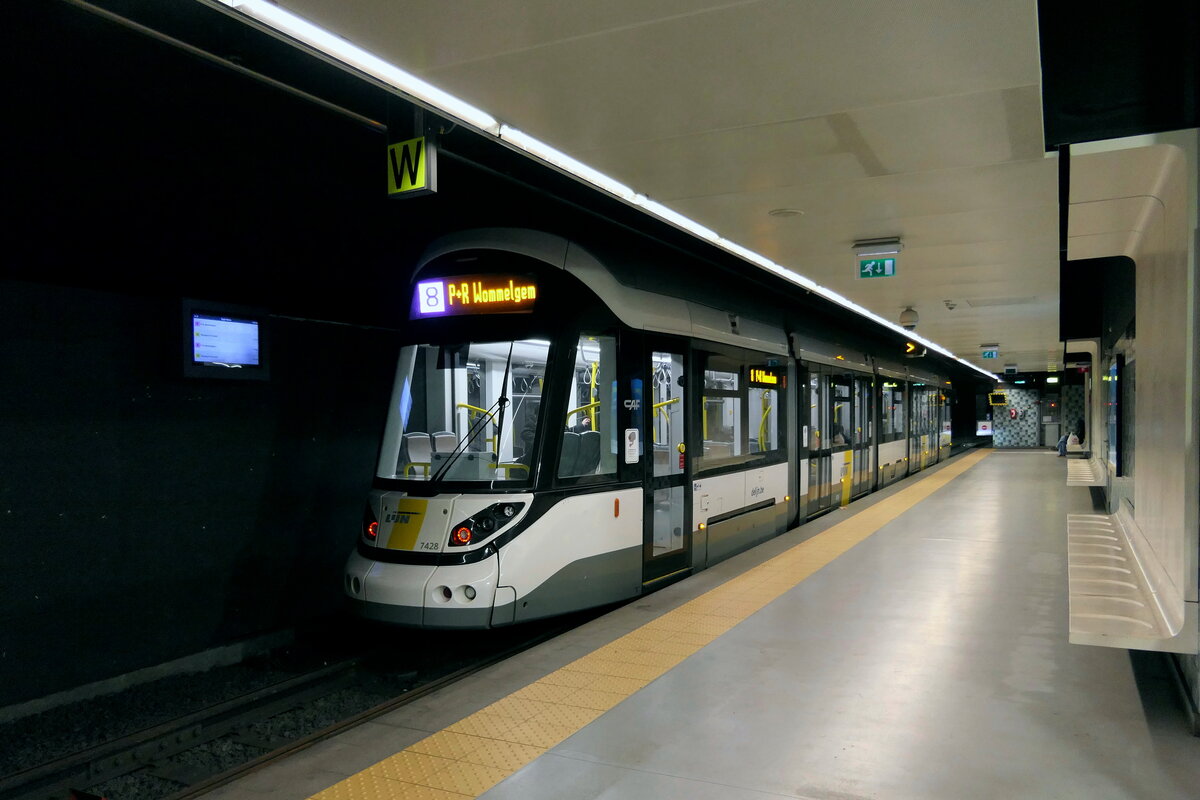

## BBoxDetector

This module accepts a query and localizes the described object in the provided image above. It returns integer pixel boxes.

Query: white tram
[344,229,955,627]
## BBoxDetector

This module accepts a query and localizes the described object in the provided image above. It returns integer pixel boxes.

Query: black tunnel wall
[0,282,395,706]
[1,1,447,706]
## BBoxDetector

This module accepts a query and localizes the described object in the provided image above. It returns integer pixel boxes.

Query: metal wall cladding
[993,387,1042,448]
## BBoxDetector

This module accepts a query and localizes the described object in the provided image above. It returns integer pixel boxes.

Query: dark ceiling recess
[1038,0,1199,148]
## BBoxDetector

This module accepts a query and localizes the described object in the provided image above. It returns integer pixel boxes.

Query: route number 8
[416,280,446,315]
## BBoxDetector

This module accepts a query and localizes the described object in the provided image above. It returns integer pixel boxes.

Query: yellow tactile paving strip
[312,449,991,800]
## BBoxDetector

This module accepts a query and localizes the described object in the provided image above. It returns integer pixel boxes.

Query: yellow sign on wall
[387,136,435,196]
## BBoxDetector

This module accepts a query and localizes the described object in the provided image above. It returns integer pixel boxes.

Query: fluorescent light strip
[211,0,997,382]
[498,125,637,202]
[634,197,720,242]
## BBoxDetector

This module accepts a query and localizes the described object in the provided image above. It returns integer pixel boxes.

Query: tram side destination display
[411,274,538,319]
[748,366,784,388]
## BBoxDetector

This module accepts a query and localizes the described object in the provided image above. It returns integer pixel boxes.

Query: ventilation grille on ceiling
[964,297,1037,308]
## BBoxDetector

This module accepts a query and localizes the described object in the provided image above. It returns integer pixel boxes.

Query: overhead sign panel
[387,136,436,197]
[981,349,999,359]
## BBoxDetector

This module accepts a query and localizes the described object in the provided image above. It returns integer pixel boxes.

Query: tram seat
[575,430,601,474]
[402,432,433,477]
[432,431,457,453]
[559,431,581,476]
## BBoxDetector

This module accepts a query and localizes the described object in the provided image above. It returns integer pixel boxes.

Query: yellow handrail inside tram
[652,396,680,443]
[758,389,772,451]
[456,403,498,453]
[588,361,599,430]
[567,400,601,420]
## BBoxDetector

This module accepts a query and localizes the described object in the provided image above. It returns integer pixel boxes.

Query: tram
[343,229,954,627]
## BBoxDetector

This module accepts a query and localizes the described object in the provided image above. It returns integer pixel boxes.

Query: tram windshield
[376,339,549,484]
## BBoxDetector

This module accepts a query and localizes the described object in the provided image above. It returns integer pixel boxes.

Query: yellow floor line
[311,449,992,800]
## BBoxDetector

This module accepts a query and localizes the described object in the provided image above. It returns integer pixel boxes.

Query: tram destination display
[412,274,538,319]
[748,366,784,388]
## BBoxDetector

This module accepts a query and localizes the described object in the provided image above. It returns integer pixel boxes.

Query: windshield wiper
[429,343,514,484]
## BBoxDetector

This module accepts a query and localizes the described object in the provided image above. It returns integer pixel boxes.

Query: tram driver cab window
[376,340,549,483]
[558,333,618,479]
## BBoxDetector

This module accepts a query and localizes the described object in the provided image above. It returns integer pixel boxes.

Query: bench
[1066,452,1105,486]
[1067,507,1197,652]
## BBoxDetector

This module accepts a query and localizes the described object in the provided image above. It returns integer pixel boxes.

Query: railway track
[1,611,605,800]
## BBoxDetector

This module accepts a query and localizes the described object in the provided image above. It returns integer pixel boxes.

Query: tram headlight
[447,502,526,547]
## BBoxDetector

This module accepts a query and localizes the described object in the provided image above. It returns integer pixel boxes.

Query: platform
[210,451,1200,800]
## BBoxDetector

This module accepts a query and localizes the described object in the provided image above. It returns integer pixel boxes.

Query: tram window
[880,382,904,443]
[831,381,851,446]
[748,386,778,452]
[376,339,549,483]
[697,351,786,473]
[558,334,618,479]
[809,373,821,450]
[701,361,741,467]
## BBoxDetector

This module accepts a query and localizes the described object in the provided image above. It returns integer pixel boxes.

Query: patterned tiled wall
[993,388,1041,448]
[1061,385,1085,442]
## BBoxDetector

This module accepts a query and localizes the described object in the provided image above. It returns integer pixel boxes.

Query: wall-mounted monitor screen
[183,299,270,380]
[988,392,1007,406]
[410,274,537,319]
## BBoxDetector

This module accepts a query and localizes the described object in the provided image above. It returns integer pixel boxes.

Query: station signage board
[387,136,437,198]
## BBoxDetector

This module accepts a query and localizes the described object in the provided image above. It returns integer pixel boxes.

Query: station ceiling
[243,0,1061,373]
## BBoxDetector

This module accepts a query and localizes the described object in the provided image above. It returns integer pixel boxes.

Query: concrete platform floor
[211,451,1200,800]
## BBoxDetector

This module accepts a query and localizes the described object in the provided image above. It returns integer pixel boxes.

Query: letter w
[389,141,422,189]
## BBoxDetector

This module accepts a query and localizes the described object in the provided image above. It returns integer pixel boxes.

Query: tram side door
[852,375,872,496]
[806,367,832,516]
[642,342,691,585]
[830,376,853,506]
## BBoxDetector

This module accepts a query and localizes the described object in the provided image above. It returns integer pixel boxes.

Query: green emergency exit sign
[981,350,998,359]
[859,258,896,278]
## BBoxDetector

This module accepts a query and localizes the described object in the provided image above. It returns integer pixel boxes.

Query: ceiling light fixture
[768,208,804,218]
[853,237,903,257]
